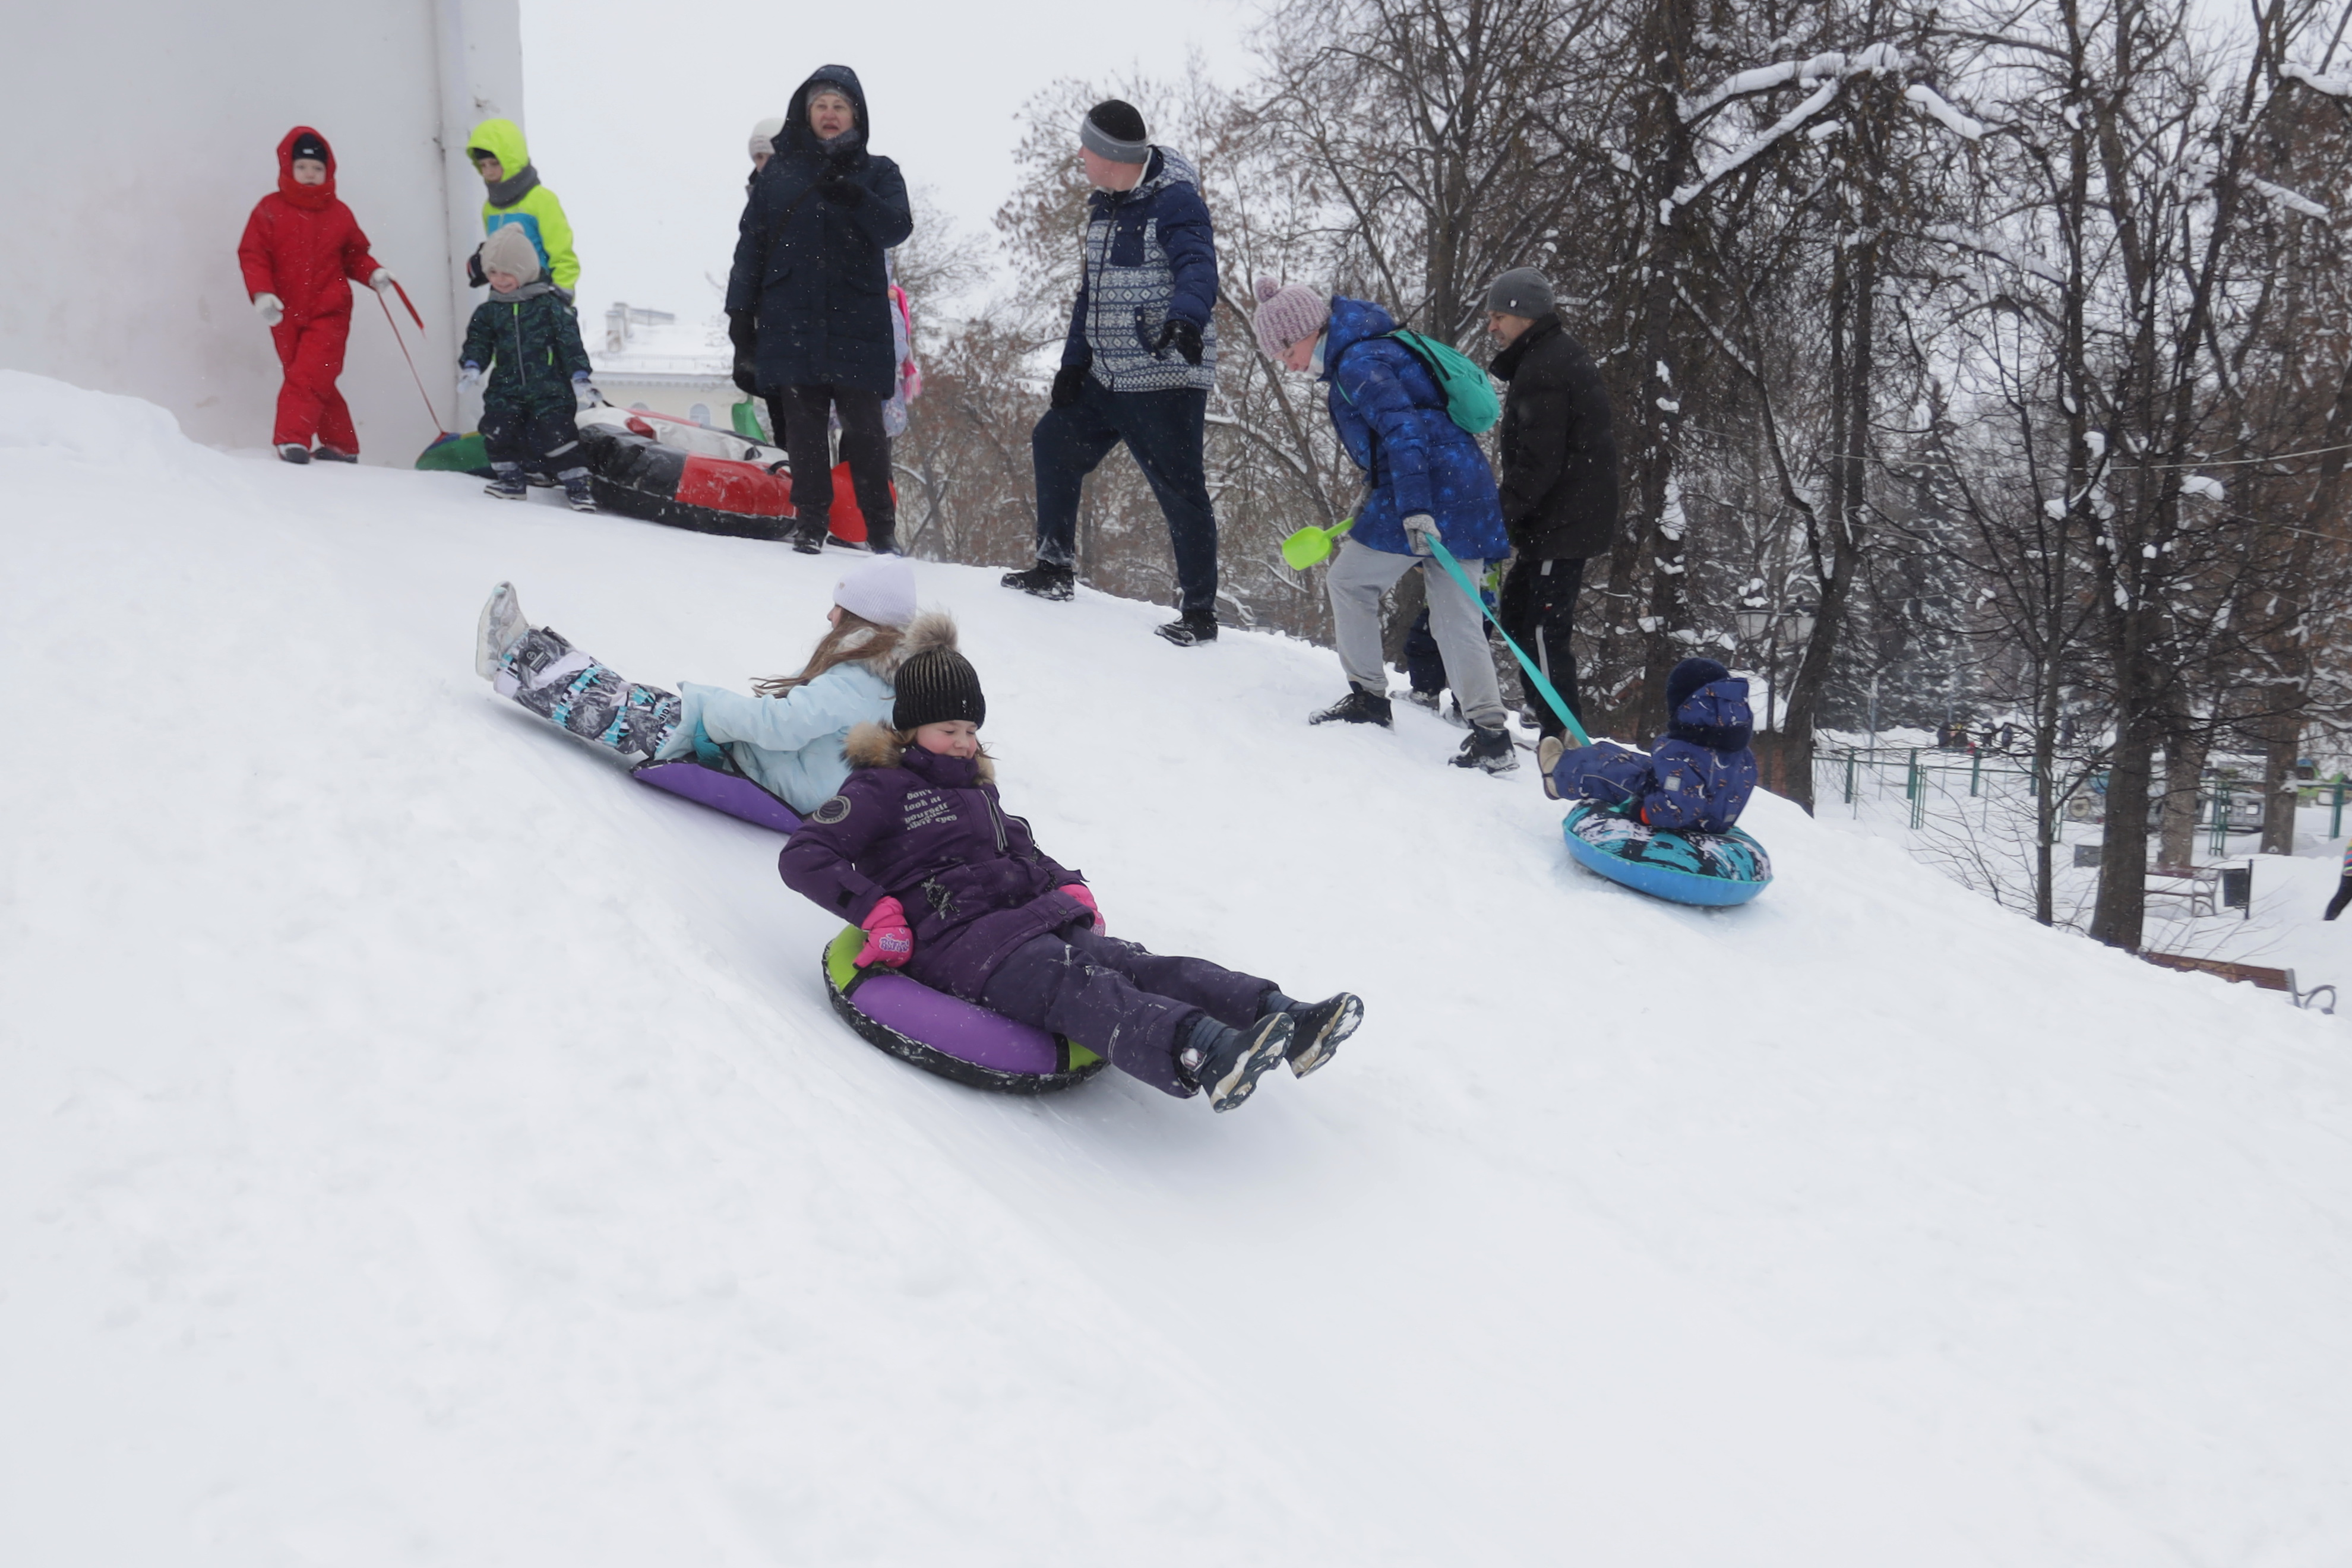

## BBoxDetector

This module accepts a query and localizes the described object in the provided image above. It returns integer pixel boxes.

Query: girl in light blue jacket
[472,555,928,813]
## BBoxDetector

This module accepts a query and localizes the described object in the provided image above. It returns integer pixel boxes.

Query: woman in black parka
[728,66,913,555]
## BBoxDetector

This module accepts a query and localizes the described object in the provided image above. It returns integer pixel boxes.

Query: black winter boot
[1450,723,1520,773]
[791,515,829,555]
[313,445,358,463]
[277,443,311,464]
[1001,560,1075,600]
[1155,608,1218,646]
[483,464,529,500]
[1260,991,1362,1079]
[1309,684,1393,727]
[1177,1012,1295,1113]
[864,523,899,557]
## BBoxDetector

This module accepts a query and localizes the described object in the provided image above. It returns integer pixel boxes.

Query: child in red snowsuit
[237,127,397,463]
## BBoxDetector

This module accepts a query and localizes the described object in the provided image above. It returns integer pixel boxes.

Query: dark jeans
[482,404,586,479]
[1031,379,1218,614]
[979,925,1272,1099]
[1499,555,1587,737]
[772,384,895,546]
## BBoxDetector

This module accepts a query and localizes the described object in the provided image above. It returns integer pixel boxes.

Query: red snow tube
[580,425,795,540]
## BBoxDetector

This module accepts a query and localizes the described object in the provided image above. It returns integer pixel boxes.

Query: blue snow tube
[1561,802,1773,907]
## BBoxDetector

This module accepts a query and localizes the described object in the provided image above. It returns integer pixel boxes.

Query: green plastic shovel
[1280,516,1356,571]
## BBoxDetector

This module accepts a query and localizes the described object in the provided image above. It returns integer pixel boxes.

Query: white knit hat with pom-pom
[1252,277,1330,356]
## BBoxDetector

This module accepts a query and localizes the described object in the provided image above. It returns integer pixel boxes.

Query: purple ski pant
[978,926,1274,1099]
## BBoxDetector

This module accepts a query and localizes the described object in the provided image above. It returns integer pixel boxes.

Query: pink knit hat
[1253,277,1329,356]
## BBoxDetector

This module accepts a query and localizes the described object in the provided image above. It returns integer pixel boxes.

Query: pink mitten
[855,896,914,968]
[1061,883,1103,935]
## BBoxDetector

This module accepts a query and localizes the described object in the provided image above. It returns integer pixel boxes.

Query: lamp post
[1735,601,1816,731]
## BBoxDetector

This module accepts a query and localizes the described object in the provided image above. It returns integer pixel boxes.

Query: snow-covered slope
[6,369,2352,1565]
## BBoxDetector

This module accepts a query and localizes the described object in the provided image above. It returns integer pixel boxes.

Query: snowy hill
[6,368,2352,1564]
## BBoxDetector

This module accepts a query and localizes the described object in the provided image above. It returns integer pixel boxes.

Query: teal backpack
[1384,330,1500,435]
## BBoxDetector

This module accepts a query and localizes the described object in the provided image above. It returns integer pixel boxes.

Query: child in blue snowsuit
[1553,657,1757,834]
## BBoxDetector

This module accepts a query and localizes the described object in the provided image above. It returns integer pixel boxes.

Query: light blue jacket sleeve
[655,664,895,813]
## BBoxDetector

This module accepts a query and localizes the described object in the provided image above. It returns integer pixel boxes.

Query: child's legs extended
[483,404,584,480]
[494,625,680,757]
[978,928,1275,1098]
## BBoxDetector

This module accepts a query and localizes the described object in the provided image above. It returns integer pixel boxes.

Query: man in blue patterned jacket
[1002,100,1224,646]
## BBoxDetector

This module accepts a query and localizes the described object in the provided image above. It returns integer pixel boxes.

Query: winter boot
[483,463,529,500]
[561,473,599,513]
[1261,991,1362,1079]
[1400,687,1443,712]
[1536,733,1582,800]
[1155,608,1218,647]
[526,472,559,488]
[312,445,356,463]
[1308,683,1393,728]
[474,582,531,678]
[863,521,899,557]
[277,443,311,464]
[790,515,829,555]
[1178,1012,1295,1114]
[1450,723,1520,774]
[1001,560,1074,601]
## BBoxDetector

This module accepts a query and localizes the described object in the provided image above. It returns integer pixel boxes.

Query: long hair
[753,609,901,696]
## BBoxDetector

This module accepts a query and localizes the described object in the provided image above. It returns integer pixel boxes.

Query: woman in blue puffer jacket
[470,555,925,813]
[1253,279,1518,773]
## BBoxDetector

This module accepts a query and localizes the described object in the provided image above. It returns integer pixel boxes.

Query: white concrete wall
[0,0,522,462]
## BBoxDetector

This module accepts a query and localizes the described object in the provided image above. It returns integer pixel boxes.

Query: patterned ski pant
[495,627,680,758]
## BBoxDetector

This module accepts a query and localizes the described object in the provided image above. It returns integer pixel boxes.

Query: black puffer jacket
[725,66,913,397]
[1490,315,1620,561]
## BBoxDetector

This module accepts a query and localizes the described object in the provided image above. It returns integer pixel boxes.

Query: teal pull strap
[1424,538,1594,748]
[691,719,726,769]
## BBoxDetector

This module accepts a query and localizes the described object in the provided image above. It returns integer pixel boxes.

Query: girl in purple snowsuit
[778,634,1361,1112]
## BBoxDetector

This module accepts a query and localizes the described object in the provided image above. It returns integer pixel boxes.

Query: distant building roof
[592,305,732,381]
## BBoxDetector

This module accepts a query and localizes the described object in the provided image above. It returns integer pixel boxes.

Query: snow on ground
[6,369,2352,1564]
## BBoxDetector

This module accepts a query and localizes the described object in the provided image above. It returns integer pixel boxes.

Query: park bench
[2141,950,2336,1013]
[2146,863,2222,916]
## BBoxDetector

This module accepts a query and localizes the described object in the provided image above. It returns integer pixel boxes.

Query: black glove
[1154,317,1204,366]
[817,172,865,208]
[1051,363,1090,408]
[465,246,488,289]
[732,356,758,396]
[726,309,758,353]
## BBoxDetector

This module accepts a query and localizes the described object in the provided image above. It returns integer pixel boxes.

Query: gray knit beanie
[1080,100,1152,165]
[748,116,785,160]
[479,224,541,286]
[1253,277,1330,356]
[1485,267,1554,318]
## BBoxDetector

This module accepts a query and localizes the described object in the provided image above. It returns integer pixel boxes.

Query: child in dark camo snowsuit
[776,645,1363,1113]
[461,224,597,508]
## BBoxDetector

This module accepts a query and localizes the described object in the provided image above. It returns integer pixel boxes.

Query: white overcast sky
[521,0,2291,327]
[520,0,1257,323]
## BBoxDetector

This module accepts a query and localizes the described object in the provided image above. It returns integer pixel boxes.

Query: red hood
[276,125,337,211]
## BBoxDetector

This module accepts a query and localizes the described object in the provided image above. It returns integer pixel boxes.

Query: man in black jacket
[1485,267,1619,769]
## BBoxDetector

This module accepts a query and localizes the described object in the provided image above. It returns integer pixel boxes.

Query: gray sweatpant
[1326,538,1505,728]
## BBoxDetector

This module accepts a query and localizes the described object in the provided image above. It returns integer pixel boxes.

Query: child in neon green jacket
[465,118,579,294]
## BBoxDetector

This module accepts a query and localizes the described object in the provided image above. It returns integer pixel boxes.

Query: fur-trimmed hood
[844,720,995,783]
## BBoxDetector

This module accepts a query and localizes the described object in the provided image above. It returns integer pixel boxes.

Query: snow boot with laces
[561,473,599,513]
[1178,1011,1295,1113]
[483,464,529,500]
[1450,722,1519,774]
[1261,991,1362,1079]
[1308,683,1393,728]
[1001,560,1075,601]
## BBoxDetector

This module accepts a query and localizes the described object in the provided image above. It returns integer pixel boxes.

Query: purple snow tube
[823,926,1105,1093]
[632,759,804,833]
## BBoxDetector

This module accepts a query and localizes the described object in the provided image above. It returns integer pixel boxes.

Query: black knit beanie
[893,649,987,731]
[1081,100,1152,164]
[290,130,330,165]
[1667,657,1731,713]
